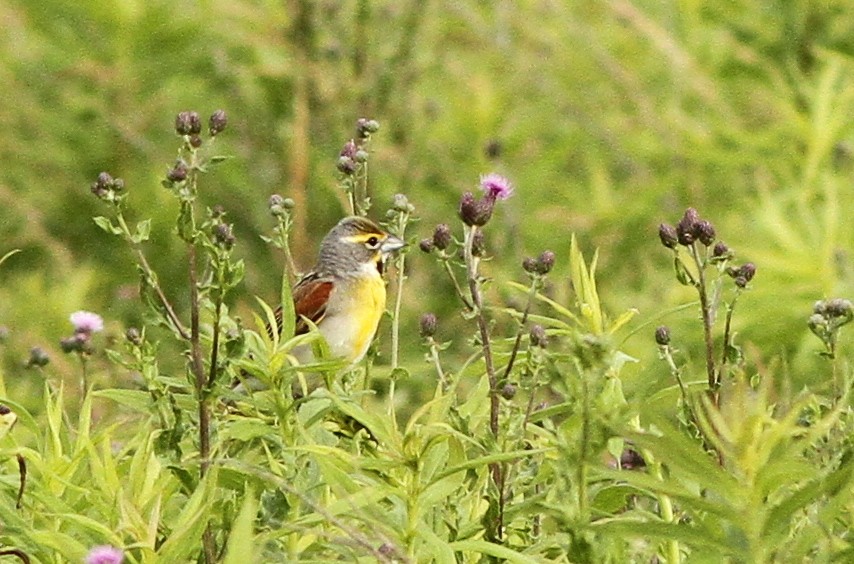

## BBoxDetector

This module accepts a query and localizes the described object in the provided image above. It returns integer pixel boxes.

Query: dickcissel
[284,216,405,366]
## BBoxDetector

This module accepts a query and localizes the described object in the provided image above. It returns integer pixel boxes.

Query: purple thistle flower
[479,173,513,200]
[85,545,124,564]
[70,311,104,335]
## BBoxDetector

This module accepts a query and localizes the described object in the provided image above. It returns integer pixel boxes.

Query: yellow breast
[319,272,386,364]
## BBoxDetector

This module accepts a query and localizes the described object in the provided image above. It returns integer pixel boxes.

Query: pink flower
[70,311,104,334]
[85,545,124,564]
[479,173,513,200]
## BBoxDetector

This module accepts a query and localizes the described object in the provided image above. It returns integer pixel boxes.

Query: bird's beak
[381,234,406,255]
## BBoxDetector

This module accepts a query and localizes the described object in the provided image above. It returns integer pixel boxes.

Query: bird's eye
[365,236,380,249]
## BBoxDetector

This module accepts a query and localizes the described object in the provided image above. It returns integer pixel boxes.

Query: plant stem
[501,278,540,382]
[462,225,503,541]
[116,213,190,340]
[442,258,473,310]
[390,239,407,371]
[718,291,740,382]
[689,244,717,401]
[463,226,498,437]
[577,366,590,521]
[188,243,216,564]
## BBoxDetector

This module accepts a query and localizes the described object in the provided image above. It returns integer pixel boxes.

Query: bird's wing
[275,273,335,337]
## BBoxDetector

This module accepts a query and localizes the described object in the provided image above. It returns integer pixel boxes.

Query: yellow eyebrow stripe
[342,233,383,244]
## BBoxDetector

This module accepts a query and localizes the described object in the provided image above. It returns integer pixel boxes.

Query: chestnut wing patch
[272,274,334,337]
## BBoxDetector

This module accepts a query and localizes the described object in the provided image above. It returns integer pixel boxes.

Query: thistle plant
[337,118,380,216]
[658,208,756,405]
[91,109,240,563]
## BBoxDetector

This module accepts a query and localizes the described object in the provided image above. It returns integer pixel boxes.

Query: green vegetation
[0,1,852,562]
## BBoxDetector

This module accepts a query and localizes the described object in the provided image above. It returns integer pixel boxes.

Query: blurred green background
[1,0,852,406]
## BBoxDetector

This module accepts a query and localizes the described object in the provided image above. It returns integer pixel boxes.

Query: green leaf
[416,525,456,564]
[93,216,124,236]
[593,519,733,555]
[131,218,151,243]
[448,540,541,563]
[223,489,257,564]
[279,267,295,340]
[93,389,153,414]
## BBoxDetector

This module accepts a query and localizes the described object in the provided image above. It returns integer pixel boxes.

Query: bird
[281,215,405,366]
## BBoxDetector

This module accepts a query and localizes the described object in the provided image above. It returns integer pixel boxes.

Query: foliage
[0,1,853,562]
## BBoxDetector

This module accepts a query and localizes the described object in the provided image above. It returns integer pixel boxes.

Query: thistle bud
[458,192,493,226]
[60,336,82,353]
[337,156,357,175]
[354,150,369,163]
[356,118,380,139]
[824,298,853,319]
[522,257,538,274]
[418,238,434,253]
[27,347,50,368]
[676,208,700,246]
[501,383,517,400]
[432,224,452,250]
[125,327,142,346]
[0,404,10,415]
[208,109,228,136]
[739,263,756,282]
[214,223,236,249]
[189,134,203,148]
[97,171,114,188]
[537,250,556,274]
[419,313,438,338]
[658,223,678,249]
[175,111,201,135]
[392,193,412,213]
[712,241,730,258]
[654,325,671,346]
[167,162,188,183]
[530,324,548,348]
[340,139,358,159]
[695,220,716,246]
